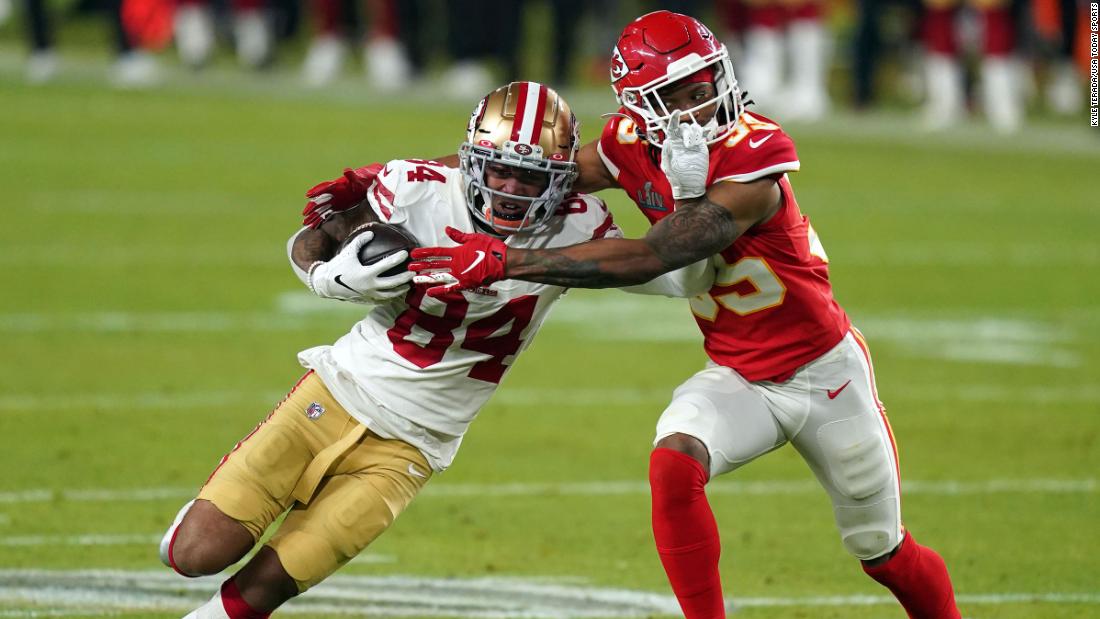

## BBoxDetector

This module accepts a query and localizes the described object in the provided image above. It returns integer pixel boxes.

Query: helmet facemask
[458,82,581,236]
[459,141,578,235]
[617,49,744,147]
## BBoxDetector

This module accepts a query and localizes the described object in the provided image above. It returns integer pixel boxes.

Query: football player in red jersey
[306,11,962,619]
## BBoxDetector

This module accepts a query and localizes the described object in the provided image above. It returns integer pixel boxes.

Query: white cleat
[25,51,59,84]
[1046,61,1083,116]
[234,9,273,69]
[174,4,215,69]
[365,37,412,92]
[302,34,347,87]
[921,53,965,131]
[159,499,195,569]
[441,61,493,100]
[183,591,232,619]
[111,51,160,89]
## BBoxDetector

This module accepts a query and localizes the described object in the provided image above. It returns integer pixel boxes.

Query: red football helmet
[610,11,744,146]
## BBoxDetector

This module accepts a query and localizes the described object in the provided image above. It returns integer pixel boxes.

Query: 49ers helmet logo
[513,143,533,155]
[609,46,629,83]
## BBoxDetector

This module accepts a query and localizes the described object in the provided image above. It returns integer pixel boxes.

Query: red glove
[409,227,508,297]
[302,163,383,229]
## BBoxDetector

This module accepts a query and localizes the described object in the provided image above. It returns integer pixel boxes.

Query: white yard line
[0,534,159,547]
[0,478,1094,508]
[0,569,1095,618]
[0,295,1090,367]
[3,380,1098,416]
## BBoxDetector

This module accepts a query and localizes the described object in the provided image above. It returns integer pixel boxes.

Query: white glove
[660,113,710,200]
[307,231,414,303]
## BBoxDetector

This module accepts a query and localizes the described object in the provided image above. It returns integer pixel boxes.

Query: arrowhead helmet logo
[610,46,629,82]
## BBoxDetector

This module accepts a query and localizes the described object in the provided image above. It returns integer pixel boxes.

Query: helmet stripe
[511,82,547,145]
[510,83,528,143]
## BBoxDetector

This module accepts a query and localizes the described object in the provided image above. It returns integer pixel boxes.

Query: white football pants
[654,330,903,560]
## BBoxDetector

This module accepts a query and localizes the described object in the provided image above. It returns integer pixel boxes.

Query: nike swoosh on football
[749,133,774,148]
[333,275,359,294]
[460,250,486,275]
[407,463,427,479]
[827,380,852,400]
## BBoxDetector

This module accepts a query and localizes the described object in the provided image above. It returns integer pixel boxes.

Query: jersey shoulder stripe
[367,159,461,225]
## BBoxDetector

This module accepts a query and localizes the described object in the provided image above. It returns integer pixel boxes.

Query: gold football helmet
[459,82,580,234]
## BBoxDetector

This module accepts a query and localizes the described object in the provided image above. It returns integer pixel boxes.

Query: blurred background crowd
[0,0,1092,133]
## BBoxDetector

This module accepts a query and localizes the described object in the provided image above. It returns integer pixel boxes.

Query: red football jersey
[597,111,851,382]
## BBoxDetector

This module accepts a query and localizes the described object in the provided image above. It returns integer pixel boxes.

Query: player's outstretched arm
[410,179,779,296]
[620,258,715,298]
[506,179,778,288]
[572,139,619,194]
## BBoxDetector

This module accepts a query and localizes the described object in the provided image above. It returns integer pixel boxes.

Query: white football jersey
[298,159,621,471]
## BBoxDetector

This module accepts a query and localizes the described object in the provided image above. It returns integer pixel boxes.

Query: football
[342,222,419,277]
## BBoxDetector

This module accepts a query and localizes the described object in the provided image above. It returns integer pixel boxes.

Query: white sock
[981,55,1023,133]
[234,9,273,69]
[922,53,965,130]
[742,27,785,113]
[784,19,830,121]
[174,5,215,68]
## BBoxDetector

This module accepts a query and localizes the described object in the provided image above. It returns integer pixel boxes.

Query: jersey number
[723,113,780,149]
[387,288,538,383]
[690,257,786,320]
[689,226,828,321]
[405,159,447,184]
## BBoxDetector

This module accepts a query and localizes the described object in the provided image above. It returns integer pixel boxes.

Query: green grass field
[1,57,1099,619]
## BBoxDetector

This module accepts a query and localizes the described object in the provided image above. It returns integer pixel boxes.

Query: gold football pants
[198,371,432,590]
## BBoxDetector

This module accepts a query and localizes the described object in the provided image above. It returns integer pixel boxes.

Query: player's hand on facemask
[660,113,710,201]
[408,227,508,297]
[302,163,383,229]
[307,231,413,303]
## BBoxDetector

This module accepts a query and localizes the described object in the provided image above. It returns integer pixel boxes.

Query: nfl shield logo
[305,402,325,420]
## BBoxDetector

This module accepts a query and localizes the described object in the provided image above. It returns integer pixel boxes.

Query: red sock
[220,578,271,619]
[650,448,724,619]
[923,7,958,56]
[790,1,822,21]
[863,531,961,619]
[232,0,265,11]
[746,4,786,29]
[982,7,1015,56]
[312,0,344,35]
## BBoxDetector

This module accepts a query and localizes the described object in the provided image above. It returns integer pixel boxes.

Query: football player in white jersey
[157,81,713,619]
